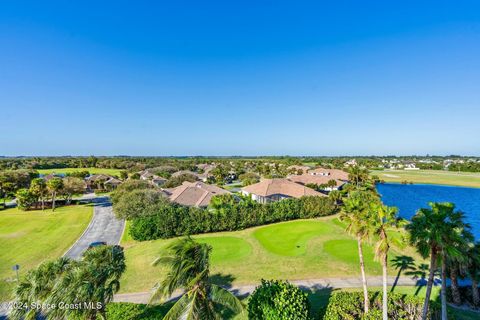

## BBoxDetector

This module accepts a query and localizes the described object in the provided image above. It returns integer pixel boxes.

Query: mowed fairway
[37,167,122,176]
[371,169,480,188]
[0,205,93,299]
[120,216,421,294]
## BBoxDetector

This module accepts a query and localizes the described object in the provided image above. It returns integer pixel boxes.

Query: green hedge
[102,302,172,320]
[130,196,337,240]
[247,279,311,320]
[319,291,441,320]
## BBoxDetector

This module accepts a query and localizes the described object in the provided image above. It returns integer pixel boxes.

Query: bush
[104,302,172,320]
[247,279,311,320]
[130,196,337,240]
[319,291,440,320]
[112,189,169,220]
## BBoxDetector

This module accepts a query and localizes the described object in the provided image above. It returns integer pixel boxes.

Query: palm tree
[11,257,75,320]
[371,203,398,320]
[49,245,126,320]
[406,202,468,320]
[151,237,244,319]
[46,177,63,211]
[447,228,474,306]
[30,178,47,210]
[467,243,480,307]
[347,165,370,187]
[341,190,378,314]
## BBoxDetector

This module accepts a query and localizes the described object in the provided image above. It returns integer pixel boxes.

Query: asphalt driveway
[63,196,125,260]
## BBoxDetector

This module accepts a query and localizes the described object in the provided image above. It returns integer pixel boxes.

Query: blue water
[377,183,480,239]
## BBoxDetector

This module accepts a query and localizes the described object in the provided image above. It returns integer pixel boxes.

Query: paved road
[63,196,125,260]
[114,276,429,304]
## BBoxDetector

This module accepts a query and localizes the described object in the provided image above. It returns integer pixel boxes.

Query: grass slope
[120,216,422,295]
[37,167,122,176]
[0,205,93,299]
[371,170,480,188]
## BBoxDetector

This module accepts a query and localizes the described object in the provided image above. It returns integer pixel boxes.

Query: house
[104,177,122,190]
[241,178,325,203]
[287,165,312,175]
[85,174,117,190]
[139,170,167,186]
[163,181,231,207]
[287,174,345,191]
[307,168,349,181]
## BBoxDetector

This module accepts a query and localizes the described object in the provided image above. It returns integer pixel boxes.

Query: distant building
[307,168,349,181]
[241,178,325,204]
[164,181,230,207]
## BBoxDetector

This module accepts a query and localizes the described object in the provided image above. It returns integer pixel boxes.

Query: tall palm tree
[30,178,47,210]
[371,203,398,320]
[341,190,378,314]
[406,202,468,320]
[46,177,63,211]
[151,237,244,319]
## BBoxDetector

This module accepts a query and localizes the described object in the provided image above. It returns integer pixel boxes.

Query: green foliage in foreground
[319,291,440,320]
[102,302,173,320]
[247,279,311,320]
[129,196,337,240]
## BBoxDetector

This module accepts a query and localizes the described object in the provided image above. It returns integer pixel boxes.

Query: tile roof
[165,181,230,207]
[241,178,325,198]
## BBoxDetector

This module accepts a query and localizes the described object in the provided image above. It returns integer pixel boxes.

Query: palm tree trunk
[472,278,480,307]
[357,237,369,314]
[450,266,462,305]
[52,191,56,211]
[422,249,437,320]
[441,252,447,320]
[382,254,388,320]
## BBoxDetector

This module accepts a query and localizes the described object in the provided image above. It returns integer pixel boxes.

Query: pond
[376,183,480,239]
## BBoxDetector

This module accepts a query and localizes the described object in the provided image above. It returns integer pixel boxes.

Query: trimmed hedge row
[102,302,172,320]
[130,196,337,241]
[319,291,441,320]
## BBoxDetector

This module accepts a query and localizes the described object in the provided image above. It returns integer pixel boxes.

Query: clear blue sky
[1,1,479,156]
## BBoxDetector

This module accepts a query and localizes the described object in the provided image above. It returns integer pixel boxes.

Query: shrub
[247,279,311,320]
[319,291,440,320]
[112,189,169,219]
[15,188,37,210]
[103,302,171,320]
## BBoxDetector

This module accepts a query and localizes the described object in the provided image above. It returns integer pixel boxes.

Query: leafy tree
[15,188,37,210]
[370,203,398,320]
[62,176,86,204]
[30,178,47,210]
[151,237,244,319]
[112,189,169,220]
[238,172,260,186]
[47,177,64,211]
[341,190,379,314]
[163,173,198,188]
[119,170,128,180]
[247,279,310,320]
[406,202,470,320]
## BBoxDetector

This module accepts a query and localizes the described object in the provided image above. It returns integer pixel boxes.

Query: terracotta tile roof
[307,168,349,181]
[241,178,325,198]
[165,181,230,207]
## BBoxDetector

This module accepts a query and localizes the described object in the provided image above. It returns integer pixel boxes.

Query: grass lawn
[119,216,422,295]
[371,169,480,188]
[37,167,122,176]
[0,205,93,300]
